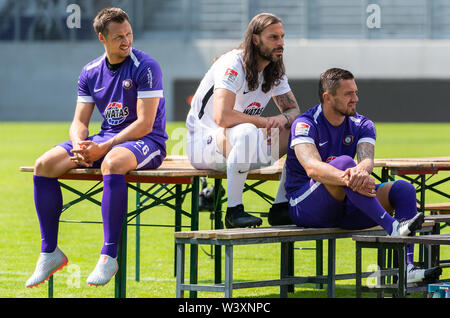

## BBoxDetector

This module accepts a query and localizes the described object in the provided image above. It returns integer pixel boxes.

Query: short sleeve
[212,53,245,94]
[290,117,317,149]
[271,75,291,97]
[77,68,94,103]
[357,118,376,146]
[136,60,164,99]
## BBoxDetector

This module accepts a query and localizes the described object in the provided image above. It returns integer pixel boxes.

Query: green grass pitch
[0,121,449,298]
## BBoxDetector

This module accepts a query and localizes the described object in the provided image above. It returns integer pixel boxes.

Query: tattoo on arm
[274,91,301,127]
[356,142,375,163]
[295,143,322,167]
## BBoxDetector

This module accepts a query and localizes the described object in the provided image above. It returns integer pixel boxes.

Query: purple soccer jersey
[284,104,377,198]
[77,48,168,147]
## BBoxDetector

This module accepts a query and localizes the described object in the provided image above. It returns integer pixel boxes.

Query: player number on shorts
[134,140,149,156]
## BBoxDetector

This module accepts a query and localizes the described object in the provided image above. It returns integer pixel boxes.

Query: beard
[335,104,356,117]
[256,41,283,63]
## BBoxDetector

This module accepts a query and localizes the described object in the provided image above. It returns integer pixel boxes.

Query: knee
[390,180,416,198]
[328,155,356,170]
[34,155,52,176]
[230,123,258,145]
[101,156,126,175]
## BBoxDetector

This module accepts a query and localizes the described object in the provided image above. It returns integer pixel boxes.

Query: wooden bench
[19,155,285,298]
[174,221,435,298]
[353,234,450,298]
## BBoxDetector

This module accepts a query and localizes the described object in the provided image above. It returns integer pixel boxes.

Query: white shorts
[187,123,279,171]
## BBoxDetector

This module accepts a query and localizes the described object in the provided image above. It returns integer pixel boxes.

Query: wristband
[282,113,291,126]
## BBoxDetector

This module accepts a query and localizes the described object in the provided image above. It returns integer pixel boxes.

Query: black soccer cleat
[268,202,293,226]
[225,204,263,228]
[391,212,425,236]
[407,264,442,283]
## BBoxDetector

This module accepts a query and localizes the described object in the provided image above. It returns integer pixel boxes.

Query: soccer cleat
[87,254,118,286]
[390,212,424,236]
[268,202,293,226]
[407,264,442,283]
[26,247,68,288]
[225,204,263,228]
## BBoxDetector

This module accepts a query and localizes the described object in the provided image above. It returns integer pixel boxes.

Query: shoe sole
[225,217,263,229]
[26,259,68,288]
[87,267,118,287]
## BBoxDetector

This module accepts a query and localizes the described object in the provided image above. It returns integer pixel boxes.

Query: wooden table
[373,157,450,213]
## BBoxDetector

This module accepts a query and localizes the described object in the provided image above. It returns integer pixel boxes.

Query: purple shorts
[58,131,166,170]
[289,180,379,230]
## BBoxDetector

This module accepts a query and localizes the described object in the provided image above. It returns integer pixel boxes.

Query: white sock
[273,164,288,204]
[226,124,259,208]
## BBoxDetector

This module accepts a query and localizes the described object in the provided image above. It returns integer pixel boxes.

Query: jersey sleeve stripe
[357,137,376,145]
[137,90,164,98]
[198,85,214,119]
[290,137,315,148]
[77,95,94,103]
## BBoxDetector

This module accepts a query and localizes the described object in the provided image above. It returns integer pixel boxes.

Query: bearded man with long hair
[186,13,301,228]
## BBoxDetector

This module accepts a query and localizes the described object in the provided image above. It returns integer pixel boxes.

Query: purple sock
[389,180,417,264]
[33,175,63,253]
[328,156,396,234]
[101,174,127,258]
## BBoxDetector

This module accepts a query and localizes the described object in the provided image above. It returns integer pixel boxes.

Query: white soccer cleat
[26,247,68,288]
[86,254,118,286]
[390,212,424,237]
[407,264,442,283]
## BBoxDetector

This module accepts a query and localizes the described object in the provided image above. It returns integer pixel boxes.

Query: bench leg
[280,242,289,298]
[356,242,362,298]
[115,219,127,298]
[48,275,53,298]
[176,243,185,298]
[288,242,294,293]
[327,239,336,298]
[189,177,200,298]
[225,245,233,298]
[316,240,323,289]
[174,184,183,277]
[377,247,386,298]
[135,183,141,282]
[214,178,223,284]
[397,245,407,298]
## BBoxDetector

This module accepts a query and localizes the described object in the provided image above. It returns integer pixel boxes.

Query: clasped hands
[342,166,376,198]
[70,140,107,167]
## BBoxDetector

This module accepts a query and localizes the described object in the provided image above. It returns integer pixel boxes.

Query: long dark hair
[238,13,285,93]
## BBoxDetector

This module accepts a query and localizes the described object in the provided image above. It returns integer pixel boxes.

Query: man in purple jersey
[26,8,168,288]
[285,68,441,283]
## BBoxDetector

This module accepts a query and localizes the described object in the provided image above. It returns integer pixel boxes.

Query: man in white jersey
[186,13,301,228]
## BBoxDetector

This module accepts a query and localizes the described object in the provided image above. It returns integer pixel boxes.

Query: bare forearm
[69,121,89,145]
[273,91,301,128]
[356,142,375,174]
[215,108,268,128]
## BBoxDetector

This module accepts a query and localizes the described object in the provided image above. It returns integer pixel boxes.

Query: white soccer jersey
[186,49,291,132]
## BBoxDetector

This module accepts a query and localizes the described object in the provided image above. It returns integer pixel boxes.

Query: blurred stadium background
[1,0,450,123]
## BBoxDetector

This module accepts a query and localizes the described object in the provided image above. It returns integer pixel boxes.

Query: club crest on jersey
[243,102,262,116]
[122,79,133,90]
[224,68,238,83]
[295,122,310,136]
[343,135,354,145]
[104,102,129,125]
